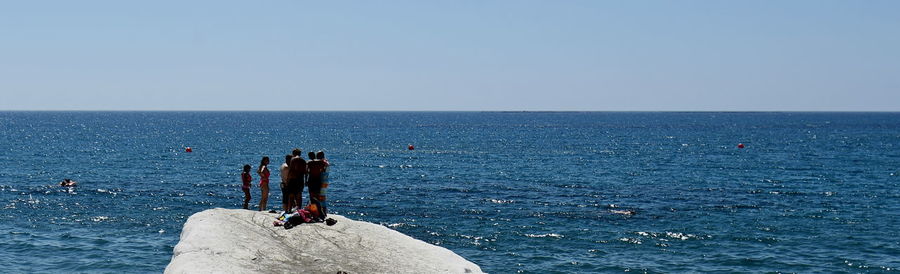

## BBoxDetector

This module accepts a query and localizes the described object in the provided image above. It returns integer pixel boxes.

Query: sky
[1,1,898,111]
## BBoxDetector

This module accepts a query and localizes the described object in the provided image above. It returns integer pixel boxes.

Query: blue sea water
[0,111,898,273]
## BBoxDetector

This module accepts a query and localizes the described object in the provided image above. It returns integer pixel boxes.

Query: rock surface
[165,208,483,274]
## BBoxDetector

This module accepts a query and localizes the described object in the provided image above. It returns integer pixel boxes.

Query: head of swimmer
[243,164,251,173]
[284,154,292,164]
[292,148,302,157]
[308,152,316,160]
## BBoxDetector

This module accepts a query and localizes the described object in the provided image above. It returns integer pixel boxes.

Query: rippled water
[1,112,898,273]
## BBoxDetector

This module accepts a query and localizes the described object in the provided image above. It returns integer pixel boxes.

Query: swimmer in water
[610,209,636,216]
[59,178,77,187]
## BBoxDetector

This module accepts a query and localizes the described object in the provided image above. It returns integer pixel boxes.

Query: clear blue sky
[1,1,898,111]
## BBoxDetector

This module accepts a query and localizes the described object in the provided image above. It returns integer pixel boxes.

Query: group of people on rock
[241,148,329,218]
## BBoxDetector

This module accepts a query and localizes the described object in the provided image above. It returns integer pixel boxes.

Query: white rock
[165,208,483,274]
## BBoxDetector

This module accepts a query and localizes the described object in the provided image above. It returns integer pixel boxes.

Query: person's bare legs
[242,188,251,209]
[293,186,303,212]
[282,182,290,212]
[285,192,295,211]
[259,185,269,211]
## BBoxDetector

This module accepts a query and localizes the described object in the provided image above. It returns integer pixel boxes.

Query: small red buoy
[408,145,414,150]
[185,147,193,153]
[737,143,745,149]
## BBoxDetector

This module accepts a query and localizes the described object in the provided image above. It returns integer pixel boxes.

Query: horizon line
[1,109,899,113]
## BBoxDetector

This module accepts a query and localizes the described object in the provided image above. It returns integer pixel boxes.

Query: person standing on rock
[241,164,252,209]
[287,148,307,210]
[279,154,292,212]
[317,151,330,216]
[306,151,327,218]
[257,156,270,212]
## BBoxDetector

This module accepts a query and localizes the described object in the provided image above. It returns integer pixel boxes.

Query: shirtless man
[288,148,307,210]
[306,152,321,196]
[280,154,292,212]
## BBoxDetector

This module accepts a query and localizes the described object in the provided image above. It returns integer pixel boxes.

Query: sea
[0,111,898,273]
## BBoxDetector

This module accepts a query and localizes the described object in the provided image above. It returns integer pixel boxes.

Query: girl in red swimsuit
[257,156,271,212]
[241,164,252,209]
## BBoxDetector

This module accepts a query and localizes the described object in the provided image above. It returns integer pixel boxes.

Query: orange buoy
[408,144,414,150]
[185,147,193,153]
[737,143,745,149]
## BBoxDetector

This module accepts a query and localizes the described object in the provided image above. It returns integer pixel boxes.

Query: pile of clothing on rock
[273,198,337,229]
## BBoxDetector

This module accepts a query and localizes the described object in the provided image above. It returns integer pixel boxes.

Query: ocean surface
[0,111,898,273]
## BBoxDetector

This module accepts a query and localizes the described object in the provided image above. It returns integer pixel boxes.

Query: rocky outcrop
[165,208,482,274]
